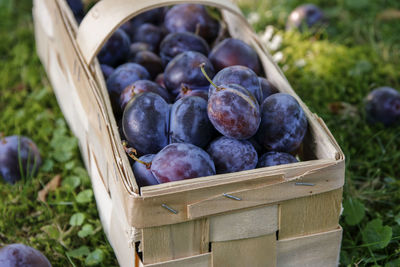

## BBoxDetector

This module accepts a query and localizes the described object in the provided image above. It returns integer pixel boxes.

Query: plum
[257,151,298,167]
[119,80,171,111]
[164,51,215,96]
[159,32,209,66]
[130,8,166,29]
[207,136,258,174]
[122,92,169,155]
[100,64,114,80]
[0,135,42,184]
[164,4,219,43]
[120,21,136,40]
[98,29,130,67]
[128,42,151,61]
[132,154,160,187]
[155,73,166,89]
[66,0,84,23]
[106,63,150,114]
[286,4,325,32]
[131,51,163,79]
[208,83,260,139]
[0,244,51,267]
[151,143,215,183]
[256,93,308,153]
[209,66,262,104]
[365,87,400,126]
[170,96,214,148]
[132,23,164,52]
[248,137,267,156]
[176,87,208,101]
[117,119,126,141]
[122,8,166,40]
[209,38,261,75]
[259,77,279,103]
[199,64,260,139]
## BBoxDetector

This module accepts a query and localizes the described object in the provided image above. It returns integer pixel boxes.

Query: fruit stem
[122,141,151,169]
[199,63,219,89]
[195,23,201,36]
[181,84,189,94]
[129,85,136,98]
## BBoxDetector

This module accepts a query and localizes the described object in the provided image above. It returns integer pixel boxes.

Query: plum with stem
[201,64,261,139]
[106,63,150,115]
[209,65,262,104]
[164,51,214,96]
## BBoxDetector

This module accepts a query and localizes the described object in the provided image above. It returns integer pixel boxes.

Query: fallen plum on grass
[365,87,400,126]
[0,135,42,184]
[0,243,51,267]
[286,4,325,32]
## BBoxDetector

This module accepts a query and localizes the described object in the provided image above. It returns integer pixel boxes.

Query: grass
[0,0,400,266]
[0,1,117,266]
[239,0,400,265]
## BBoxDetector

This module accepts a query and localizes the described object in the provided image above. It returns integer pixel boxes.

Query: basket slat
[142,219,209,264]
[212,233,277,267]
[277,227,342,267]
[279,188,343,239]
[140,253,211,267]
[209,205,278,242]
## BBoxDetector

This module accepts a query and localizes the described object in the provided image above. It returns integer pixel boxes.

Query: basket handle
[76,0,250,66]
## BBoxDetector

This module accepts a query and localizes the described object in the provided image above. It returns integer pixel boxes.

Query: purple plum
[207,136,258,174]
[0,136,42,184]
[286,4,325,32]
[365,87,400,126]
[151,143,215,183]
[0,243,51,267]
[257,151,298,167]
[256,93,308,153]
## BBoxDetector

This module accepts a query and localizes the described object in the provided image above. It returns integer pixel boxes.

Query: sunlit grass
[243,0,400,265]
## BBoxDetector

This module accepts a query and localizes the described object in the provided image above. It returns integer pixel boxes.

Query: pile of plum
[94,4,308,187]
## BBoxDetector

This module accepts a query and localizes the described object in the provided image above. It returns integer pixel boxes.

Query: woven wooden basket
[33,0,345,266]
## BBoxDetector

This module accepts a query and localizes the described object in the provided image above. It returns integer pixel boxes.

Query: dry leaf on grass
[328,102,359,119]
[37,175,62,202]
[377,9,400,20]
